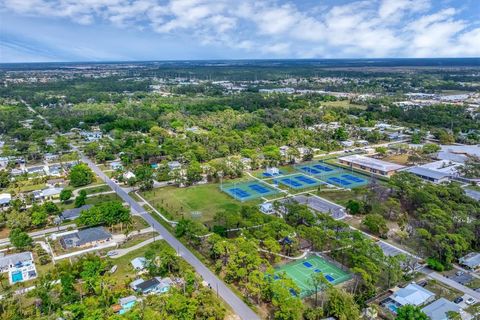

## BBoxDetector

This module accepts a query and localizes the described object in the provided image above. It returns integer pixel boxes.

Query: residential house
[27,165,46,176]
[131,277,173,295]
[46,178,66,187]
[0,193,11,207]
[167,161,181,171]
[81,130,103,142]
[0,251,37,284]
[10,168,25,176]
[59,227,112,249]
[388,283,435,308]
[33,187,63,201]
[110,161,123,170]
[459,252,480,271]
[259,202,275,215]
[44,153,59,162]
[59,204,92,221]
[421,298,462,320]
[123,171,136,180]
[131,257,147,271]
[48,164,63,176]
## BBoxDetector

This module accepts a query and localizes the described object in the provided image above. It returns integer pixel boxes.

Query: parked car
[107,251,118,257]
[465,297,476,305]
[456,271,465,276]
[454,297,463,304]
[417,280,427,287]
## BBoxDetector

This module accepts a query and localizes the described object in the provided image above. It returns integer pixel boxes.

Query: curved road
[80,154,259,320]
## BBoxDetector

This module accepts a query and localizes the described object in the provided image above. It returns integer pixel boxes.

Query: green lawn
[82,184,112,195]
[58,193,122,210]
[316,189,363,206]
[140,183,257,222]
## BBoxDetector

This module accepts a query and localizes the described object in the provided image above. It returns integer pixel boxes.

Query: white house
[131,257,147,271]
[259,202,275,215]
[168,161,182,171]
[123,171,136,180]
[0,251,37,284]
[390,283,435,307]
[0,193,12,207]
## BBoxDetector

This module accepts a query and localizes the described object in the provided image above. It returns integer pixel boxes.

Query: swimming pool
[119,300,136,315]
[11,271,23,283]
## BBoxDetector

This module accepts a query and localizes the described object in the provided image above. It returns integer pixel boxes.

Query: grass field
[140,183,257,222]
[275,255,351,298]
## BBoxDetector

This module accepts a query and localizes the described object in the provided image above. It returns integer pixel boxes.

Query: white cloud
[1,0,479,58]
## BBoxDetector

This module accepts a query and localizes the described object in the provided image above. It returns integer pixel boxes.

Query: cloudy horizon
[1,0,480,63]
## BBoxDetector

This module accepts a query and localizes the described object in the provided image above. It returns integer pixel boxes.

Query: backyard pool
[11,271,23,283]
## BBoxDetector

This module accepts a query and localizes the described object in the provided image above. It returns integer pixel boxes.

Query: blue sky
[1,0,479,62]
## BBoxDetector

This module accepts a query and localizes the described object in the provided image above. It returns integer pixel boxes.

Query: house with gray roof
[59,227,112,249]
[0,252,34,273]
[459,252,480,271]
[131,277,173,295]
[390,283,435,307]
[59,204,92,221]
[421,298,461,320]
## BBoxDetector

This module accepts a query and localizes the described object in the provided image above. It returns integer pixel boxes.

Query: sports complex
[274,255,351,298]
[220,160,369,201]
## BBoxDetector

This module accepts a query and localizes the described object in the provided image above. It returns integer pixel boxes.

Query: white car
[107,251,118,257]
[465,297,477,305]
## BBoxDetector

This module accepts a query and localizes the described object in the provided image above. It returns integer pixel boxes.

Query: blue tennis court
[320,171,368,188]
[274,255,351,298]
[341,174,365,183]
[297,162,339,176]
[221,181,279,201]
[274,174,324,190]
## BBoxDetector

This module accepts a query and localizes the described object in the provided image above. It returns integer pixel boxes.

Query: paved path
[0,224,76,246]
[421,267,480,300]
[80,154,260,320]
[464,188,480,201]
[109,237,160,258]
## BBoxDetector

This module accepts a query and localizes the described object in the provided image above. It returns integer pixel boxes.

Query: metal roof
[61,204,92,220]
[338,154,405,172]
[406,167,450,180]
[421,298,460,320]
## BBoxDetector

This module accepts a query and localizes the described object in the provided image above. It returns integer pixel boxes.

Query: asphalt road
[81,154,260,320]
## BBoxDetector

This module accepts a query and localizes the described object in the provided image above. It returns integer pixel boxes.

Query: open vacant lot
[140,183,258,223]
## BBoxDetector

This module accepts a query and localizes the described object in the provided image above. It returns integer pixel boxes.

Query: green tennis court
[274,255,351,298]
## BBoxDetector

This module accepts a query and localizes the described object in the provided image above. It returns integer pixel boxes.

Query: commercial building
[338,154,405,177]
[406,160,463,184]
